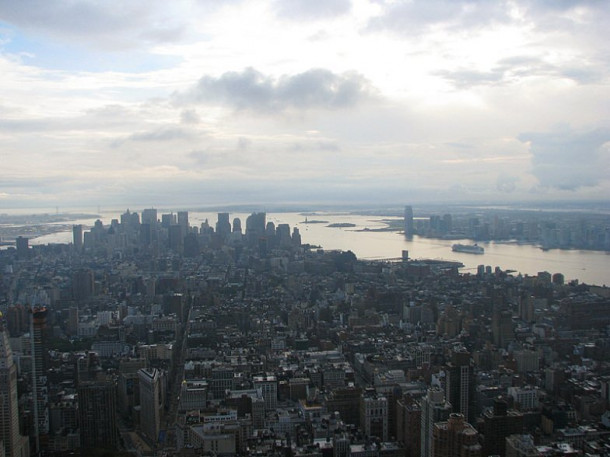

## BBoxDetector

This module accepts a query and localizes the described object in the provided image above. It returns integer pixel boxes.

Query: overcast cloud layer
[0,0,609,208]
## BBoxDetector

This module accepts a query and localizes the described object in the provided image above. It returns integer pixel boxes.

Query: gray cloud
[519,127,610,190]
[273,0,351,20]
[437,56,560,88]
[0,105,135,133]
[180,109,201,125]
[0,1,239,50]
[177,67,374,112]
[367,0,610,36]
[188,150,209,166]
[237,137,252,152]
[496,174,519,193]
[111,127,197,147]
[437,54,607,89]
[291,140,341,152]
[367,0,511,35]
[129,127,193,142]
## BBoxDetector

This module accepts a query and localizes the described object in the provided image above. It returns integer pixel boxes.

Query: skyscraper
[404,206,414,238]
[78,381,119,450]
[177,211,189,233]
[421,388,452,457]
[360,388,388,441]
[72,224,83,251]
[246,212,266,246]
[16,236,29,259]
[445,348,476,424]
[72,269,94,301]
[216,213,231,241]
[32,307,49,437]
[232,217,242,234]
[141,208,158,225]
[139,368,164,444]
[482,397,524,457]
[397,394,421,457]
[0,315,29,457]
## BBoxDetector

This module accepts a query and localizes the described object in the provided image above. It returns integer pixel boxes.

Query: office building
[445,348,476,424]
[177,211,189,233]
[404,206,414,238]
[72,269,94,301]
[16,237,28,259]
[246,212,266,246]
[325,386,362,426]
[117,358,146,419]
[432,413,481,457]
[360,389,388,441]
[168,224,183,253]
[232,217,242,233]
[141,208,158,225]
[138,368,164,444]
[78,381,118,450]
[397,394,421,457]
[216,213,231,240]
[0,317,29,457]
[482,397,524,457]
[32,307,49,436]
[253,375,277,411]
[421,388,452,457]
[72,224,83,251]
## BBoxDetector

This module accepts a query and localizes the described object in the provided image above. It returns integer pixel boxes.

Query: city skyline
[1,1,609,208]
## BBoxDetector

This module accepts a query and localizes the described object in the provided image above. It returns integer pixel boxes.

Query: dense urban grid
[1,208,610,457]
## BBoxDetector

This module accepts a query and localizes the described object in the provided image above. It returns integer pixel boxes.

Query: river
[20,210,609,287]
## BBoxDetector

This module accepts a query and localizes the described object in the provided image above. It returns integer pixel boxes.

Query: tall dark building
[216,213,231,240]
[78,381,118,450]
[72,224,83,251]
[360,389,388,441]
[141,208,158,225]
[139,368,164,444]
[246,212,266,246]
[232,217,242,234]
[16,236,29,259]
[177,211,189,233]
[72,269,94,301]
[32,307,49,437]
[404,206,414,238]
[445,348,476,424]
[325,386,362,426]
[432,413,481,457]
[140,223,152,246]
[482,397,524,457]
[492,308,514,348]
[168,224,183,253]
[397,394,421,457]
[0,316,30,457]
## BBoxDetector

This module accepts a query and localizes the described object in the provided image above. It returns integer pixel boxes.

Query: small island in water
[327,223,356,228]
[301,218,329,224]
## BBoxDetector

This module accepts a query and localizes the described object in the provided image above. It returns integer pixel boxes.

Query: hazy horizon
[1,1,609,208]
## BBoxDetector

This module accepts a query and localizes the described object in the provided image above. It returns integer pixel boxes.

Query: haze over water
[27,210,610,287]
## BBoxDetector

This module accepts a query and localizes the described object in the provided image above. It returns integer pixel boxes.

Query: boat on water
[452,243,484,254]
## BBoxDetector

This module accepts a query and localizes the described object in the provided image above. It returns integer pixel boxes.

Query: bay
[23,210,610,287]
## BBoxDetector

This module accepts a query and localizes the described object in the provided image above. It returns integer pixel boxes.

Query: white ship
[452,243,484,254]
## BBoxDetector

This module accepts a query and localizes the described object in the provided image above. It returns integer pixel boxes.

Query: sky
[0,0,609,209]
